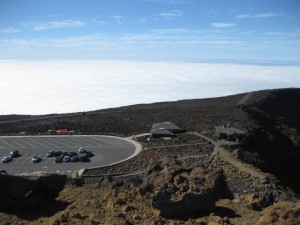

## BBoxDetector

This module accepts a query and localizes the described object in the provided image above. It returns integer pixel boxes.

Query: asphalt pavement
[0,135,137,175]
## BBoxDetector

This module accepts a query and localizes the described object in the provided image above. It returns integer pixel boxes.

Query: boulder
[0,172,67,211]
[140,160,228,218]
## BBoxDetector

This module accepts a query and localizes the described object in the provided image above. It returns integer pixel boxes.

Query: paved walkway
[187,132,219,161]
[144,142,208,150]
[188,132,269,179]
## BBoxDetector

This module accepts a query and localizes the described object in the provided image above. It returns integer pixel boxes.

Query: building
[150,122,185,138]
[215,124,247,143]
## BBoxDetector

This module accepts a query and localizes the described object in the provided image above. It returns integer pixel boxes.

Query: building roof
[150,128,175,136]
[151,122,182,131]
[215,125,247,136]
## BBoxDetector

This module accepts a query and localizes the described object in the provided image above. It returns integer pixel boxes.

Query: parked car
[55,155,64,163]
[63,156,71,162]
[1,156,12,163]
[61,151,68,157]
[9,150,19,158]
[71,155,79,162]
[47,150,62,157]
[68,151,77,157]
[78,147,86,153]
[55,151,62,156]
[84,151,94,158]
[46,151,55,157]
[79,156,91,162]
[31,156,42,163]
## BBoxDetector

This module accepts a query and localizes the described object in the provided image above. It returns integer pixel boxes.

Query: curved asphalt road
[0,135,140,175]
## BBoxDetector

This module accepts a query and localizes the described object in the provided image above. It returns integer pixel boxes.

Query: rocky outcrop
[0,172,67,211]
[140,159,229,218]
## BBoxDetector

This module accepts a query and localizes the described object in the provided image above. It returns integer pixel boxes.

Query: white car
[31,156,42,163]
[1,156,12,163]
[78,147,87,153]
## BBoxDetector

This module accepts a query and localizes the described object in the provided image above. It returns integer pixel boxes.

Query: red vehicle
[56,129,68,134]
[68,151,78,157]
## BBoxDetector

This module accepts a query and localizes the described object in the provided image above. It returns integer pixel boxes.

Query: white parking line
[7,137,28,148]
[20,159,29,164]
[0,139,17,148]
[25,137,49,148]
[51,137,76,147]
[36,138,60,148]
[14,137,37,148]
[72,137,98,147]
[44,158,52,164]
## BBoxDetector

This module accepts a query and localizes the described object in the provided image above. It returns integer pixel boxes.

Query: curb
[80,136,143,176]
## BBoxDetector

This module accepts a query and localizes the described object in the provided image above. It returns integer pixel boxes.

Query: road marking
[13,158,21,164]
[14,137,37,148]
[20,159,29,164]
[36,138,60,148]
[44,137,71,148]
[26,137,49,148]
[0,139,16,148]
[44,158,52,164]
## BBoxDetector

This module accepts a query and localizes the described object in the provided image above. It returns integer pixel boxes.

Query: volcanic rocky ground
[0,88,300,225]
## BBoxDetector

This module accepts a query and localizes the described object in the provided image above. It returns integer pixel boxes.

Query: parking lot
[0,135,137,175]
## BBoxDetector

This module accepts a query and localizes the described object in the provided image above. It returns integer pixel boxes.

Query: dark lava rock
[0,172,67,211]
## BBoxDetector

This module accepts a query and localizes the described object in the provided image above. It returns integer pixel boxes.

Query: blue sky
[0,0,300,61]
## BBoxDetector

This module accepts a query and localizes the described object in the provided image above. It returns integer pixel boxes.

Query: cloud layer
[0,60,299,115]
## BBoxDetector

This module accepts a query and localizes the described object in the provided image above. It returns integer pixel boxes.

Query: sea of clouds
[1,60,300,115]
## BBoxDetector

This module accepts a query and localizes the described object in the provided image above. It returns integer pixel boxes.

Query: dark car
[1,156,12,163]
[9,150,20,158]
[55,155,64,163]
[46,150,57,157]
[63,156,71,162]
[71,155,79,162]
[61,151,68,157]
[46,151,54,157]
[79,156,91,162]
[47,150,62,157]
[53,151,62,157]
[84,151,94,158]
[31,156,42,163]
